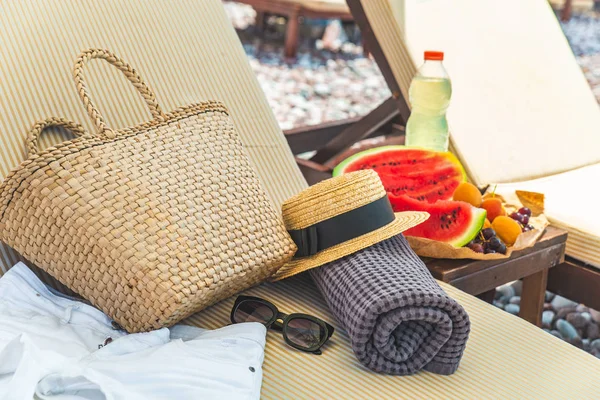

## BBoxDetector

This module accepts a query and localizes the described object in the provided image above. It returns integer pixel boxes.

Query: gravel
[559,14,600,56]
[225,2,600,130]
[496,281,600,357]
[247,54,389,131]
[577,54,600,102]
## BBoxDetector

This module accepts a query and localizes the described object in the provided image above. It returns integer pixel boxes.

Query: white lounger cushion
[398,0,600,185]
[495,164,600,268]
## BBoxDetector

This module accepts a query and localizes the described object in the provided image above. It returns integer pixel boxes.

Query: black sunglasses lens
[286,318,326,349]
[233,300,274,325]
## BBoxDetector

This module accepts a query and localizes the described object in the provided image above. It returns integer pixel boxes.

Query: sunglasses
[230,296,334,355]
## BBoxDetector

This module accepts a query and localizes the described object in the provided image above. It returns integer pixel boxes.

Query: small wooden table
[425,226,567,326]
[233,0,353,57]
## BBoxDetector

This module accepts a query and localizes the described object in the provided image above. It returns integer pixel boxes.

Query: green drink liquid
[405,57,452,152]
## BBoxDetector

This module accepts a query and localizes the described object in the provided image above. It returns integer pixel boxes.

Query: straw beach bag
[0,49,296,332]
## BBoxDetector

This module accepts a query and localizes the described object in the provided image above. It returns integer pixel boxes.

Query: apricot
[483,219,492,229]
[453,182,482,207]
[492,216,522,246]
[481,197,506,222]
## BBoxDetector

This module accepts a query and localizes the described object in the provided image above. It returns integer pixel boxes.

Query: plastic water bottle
[405,51,452,152]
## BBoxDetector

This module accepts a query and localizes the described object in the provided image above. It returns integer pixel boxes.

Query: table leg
[561,0,572,21]
[362,39,370,57]
[476,289,496,304]
[255,11,266,33]
[284,8,300,58]
[520,269,548,327]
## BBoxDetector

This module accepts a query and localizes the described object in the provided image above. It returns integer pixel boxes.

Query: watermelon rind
[450,206,487,247]
[395,196,488,248]
[332,145,467,182]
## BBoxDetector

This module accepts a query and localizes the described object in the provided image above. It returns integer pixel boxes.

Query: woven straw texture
[271,170,429,281]
[282,170,389,230]
[26,117,90,156]
[310,234,470,375]
[1,1,600,398]
[0,0,307,275]
[0,49,296,332]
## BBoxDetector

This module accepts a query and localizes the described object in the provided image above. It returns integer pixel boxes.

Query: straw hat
[270,170,429,281]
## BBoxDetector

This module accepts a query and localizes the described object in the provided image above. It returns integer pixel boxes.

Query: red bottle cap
[424,51,444,61]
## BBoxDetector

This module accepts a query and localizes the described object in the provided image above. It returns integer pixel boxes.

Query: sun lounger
[345,0,600,310]
[1,1,600,398]
[232,0,352,57]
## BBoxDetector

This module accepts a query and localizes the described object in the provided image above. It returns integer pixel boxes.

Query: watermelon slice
[333,146,466,203]
[333,145,483,246]
[393,195,487,247]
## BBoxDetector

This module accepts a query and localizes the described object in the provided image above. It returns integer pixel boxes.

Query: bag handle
[73,49,165,139]
[26,117,89,155]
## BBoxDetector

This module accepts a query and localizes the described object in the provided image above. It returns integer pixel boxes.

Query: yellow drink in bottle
[405,51,452,152]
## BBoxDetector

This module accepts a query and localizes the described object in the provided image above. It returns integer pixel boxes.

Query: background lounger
[361,0,600,307]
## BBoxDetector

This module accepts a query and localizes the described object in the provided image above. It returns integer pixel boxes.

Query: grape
[488,237,502,251]
[496,242,507,254]
[485,249,497,254]
[522,224,535,232]
[481,228,496,240]
[518,207,532,217]
[509,212,524,224]
[521,214,530,225]
[468,243,485,253]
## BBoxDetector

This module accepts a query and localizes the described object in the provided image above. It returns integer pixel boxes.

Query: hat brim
[269,211,429,282]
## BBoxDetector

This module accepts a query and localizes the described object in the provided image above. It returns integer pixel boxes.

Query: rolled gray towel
[310,234,470,375]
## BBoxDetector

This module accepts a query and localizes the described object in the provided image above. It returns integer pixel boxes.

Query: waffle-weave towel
[310,234,470,375]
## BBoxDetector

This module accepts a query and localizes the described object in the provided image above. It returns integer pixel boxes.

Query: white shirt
[0,262,266,400]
